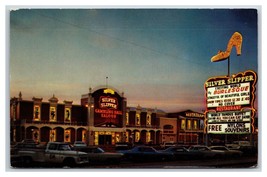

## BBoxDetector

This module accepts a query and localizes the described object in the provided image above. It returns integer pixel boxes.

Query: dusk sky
[9,9,258,112]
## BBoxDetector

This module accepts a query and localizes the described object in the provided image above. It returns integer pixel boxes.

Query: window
[65,130,71,142]
[146,132,151,143]
[33,105,40,121]
[126,112,129,125]
[135,132,140,142]
[187,120,192,130]
[193,120,198,129]
[146,114,151,125]
[50,130,56,142]
[59,144,71,151]
[136,113,140,126]
[48,144,57,150]
[164,125,173,129]
[181,119,186,129]
[200,120,204,129]
[64,108,71,122]
[50,107,56,121]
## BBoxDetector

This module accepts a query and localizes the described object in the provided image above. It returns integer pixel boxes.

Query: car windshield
[96,147,105,153]
[59,144,71,151]
[211,147,228,151]
[190,146,210,151]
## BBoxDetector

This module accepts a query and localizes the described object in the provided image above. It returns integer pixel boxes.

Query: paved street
[88,156,257,169]
[10,155,257,169]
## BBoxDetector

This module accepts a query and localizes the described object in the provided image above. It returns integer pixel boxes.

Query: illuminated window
[82,130,87,142]
[65,130,71,142]
[94,132,98,145]
[193,120,198,129]
[50,107,56,121]
[65,108,71,122]
[125,132,129,142]
[135,132,140,142]
[181,119,186,129]
[146,114,151,125]
[50,129,56,142]
[32,130,39,143]
[146,132,151,143]
[187,120,192,130]
[126,112,129,125]
[33,105,40,121]
[136,113,140,126]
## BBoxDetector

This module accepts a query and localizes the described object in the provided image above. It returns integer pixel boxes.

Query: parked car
[74,146,124,164]
[209,146,243,158]
[115,142,132,151]
[14,142,88,167]
[118,146,173,162]
[226,141,257,155]
[11,140,40,157]
[188,145,224,159]
[160,142,176,149]
[73,141,87,147]
[159,146,191,160]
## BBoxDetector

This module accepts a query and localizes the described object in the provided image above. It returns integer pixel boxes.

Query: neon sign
[204,70,257,134]
[208,123,250,134]
[207,110,251,123]
[204,70,257,112]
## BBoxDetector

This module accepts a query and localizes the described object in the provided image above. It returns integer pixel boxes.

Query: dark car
[209,146,243,158]
[118,146,173,162]
[74,146,123,164]
[159,146,191,160]
[115,142,132,151]
[188,145,225,159]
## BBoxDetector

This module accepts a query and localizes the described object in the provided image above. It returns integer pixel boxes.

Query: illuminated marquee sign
[207,111,251,123]
[207,82,250,108]
[204,70,257,134]
[93,88,123,127]
[185,112,204,118]
[95,95,122,119]
[99,96,118,109]
[205,70,257,112]
[207,123,250,134]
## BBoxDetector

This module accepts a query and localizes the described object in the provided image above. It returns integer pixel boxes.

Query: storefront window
[135,132,140,142]
[146,132,151,143]
[50,129,56,142]
[65,130,71,142]
[94,132,99,145]
[82,130,87,142]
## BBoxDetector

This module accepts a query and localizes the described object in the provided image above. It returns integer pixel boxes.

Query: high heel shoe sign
[211,32,243,62]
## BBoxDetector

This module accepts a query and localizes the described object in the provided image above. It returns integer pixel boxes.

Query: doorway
[98,135,112,145]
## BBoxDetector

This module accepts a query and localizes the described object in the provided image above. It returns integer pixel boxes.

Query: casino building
[10,86,205,146]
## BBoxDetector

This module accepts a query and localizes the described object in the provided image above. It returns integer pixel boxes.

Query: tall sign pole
[207,32,242,145]
[206,32,257,146]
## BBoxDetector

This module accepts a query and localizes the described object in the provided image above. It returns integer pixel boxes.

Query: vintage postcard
[9,8,258,169]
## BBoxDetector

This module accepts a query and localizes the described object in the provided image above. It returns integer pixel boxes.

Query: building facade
[10,87,205,146]
[10,93,88,144]
[167,110,205,145]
